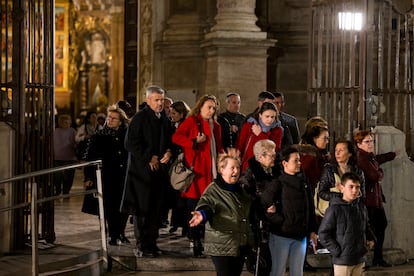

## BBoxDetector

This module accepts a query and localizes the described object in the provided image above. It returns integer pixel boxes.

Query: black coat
[261,172,318,240]
[82,126,128,215]
[318,197,376,265]
[120,106,173,216]
[319,163,366,201]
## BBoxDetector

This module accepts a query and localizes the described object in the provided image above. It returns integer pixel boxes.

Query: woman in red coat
[237,102,282,171]
[172,94,224,256]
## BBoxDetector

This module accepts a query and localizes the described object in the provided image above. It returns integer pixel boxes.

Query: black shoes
[119,234,130,244]
[134,246,161,258]
[108,238,119,246]
[169,227,178,234]
[193,240,204,257]
[372,259,392,267]
[109,234,130,245]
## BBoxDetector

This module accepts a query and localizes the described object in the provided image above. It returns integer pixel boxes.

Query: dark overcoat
[120,106,173,216]
[82,126,128,215]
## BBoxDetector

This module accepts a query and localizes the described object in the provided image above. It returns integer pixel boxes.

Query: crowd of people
[53,85,399,276]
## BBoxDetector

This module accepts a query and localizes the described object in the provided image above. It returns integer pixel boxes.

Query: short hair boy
[318,172,376,276]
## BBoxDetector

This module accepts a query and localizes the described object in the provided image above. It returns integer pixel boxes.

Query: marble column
[374,125,414,259]
[202,0,275,113]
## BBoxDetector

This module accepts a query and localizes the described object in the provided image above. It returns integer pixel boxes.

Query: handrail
[0,160,107,276]
[0,160,102,185]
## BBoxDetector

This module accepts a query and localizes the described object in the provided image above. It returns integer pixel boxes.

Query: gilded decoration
[70,11,112,112]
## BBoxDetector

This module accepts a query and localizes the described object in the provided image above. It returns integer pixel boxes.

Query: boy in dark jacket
[318,172,376,276]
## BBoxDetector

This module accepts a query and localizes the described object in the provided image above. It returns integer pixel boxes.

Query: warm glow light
[338,12,362,31]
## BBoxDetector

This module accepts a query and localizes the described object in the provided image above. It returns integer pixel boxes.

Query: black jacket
[261,171,318,240]
[319,163,366,201]
[318,197,376,265]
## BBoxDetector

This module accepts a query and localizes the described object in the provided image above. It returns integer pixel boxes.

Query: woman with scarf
[82,104,130,245]
[172,95,224,257]
[237,102,283,172]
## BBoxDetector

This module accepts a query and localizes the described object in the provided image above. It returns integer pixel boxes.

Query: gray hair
[253,139,276,160]
[146,85,165,98]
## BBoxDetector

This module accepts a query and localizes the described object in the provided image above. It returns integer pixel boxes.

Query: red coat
[357,148,396,208]
[296,144,330,194]
[172,115,224,199]
[236,122,282,171]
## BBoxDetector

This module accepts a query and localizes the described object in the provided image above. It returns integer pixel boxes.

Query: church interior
[1,0,414,260]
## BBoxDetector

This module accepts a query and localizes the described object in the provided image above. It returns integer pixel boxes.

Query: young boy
[318,172,376,276]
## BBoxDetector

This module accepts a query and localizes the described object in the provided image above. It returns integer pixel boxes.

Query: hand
[310,232,318,253]
[367,240,375,250]
[230,125,238,133]
[335,182,342,191]
[160,151,172,164]
[149,155,159,171]
[84,180,93,188]
[267,204,276,214]
[189,211,203,227]
[196,133,207,143]
[251,124,262,136]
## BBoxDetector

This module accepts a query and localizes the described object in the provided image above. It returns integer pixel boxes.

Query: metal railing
[0,160,107,276]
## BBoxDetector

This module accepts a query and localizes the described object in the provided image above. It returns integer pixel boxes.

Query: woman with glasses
[82,104,130,246]
[295,116,330,271]
[354,130,397,267]
[239,139,282,275]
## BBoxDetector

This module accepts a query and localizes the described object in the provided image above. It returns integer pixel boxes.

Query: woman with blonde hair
[82,104,130,245]
[190,149,254,275]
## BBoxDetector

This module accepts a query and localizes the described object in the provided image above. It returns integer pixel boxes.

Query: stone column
[374,125,414,259]
[202,0,275,114]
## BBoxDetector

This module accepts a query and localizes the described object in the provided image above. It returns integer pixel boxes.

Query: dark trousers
[105,201,129,240]
[170,191,187,230]
[211,256,245,276]
[367,206,388,262]
[134,182,164,252]
[186,198,203,242]
[53,160,76,195]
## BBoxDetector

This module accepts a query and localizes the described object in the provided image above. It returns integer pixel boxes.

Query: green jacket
[196,175,254,256]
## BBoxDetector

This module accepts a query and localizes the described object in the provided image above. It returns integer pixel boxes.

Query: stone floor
[1,169,414,275]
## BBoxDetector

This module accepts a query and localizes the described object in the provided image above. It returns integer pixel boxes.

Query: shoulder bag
[169,117,201,192]
[314,173,341,217]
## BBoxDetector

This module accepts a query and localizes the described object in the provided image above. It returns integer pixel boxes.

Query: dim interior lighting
[338,12,362,31]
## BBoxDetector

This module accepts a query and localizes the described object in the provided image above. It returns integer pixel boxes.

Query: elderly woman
[172,94,224,256]
[239,139,281,276]
[317,140,365,216]
[82,104,130,246]
[189,149,254,275]
[354,130,397,267]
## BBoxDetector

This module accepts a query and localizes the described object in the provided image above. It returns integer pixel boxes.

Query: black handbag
[81,186,99,215]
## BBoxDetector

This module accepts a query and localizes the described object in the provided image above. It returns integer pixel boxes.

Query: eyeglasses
[107,116,120,121]
[319,136,330,141]
[263,152,276,158]
[362,139,375,144]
